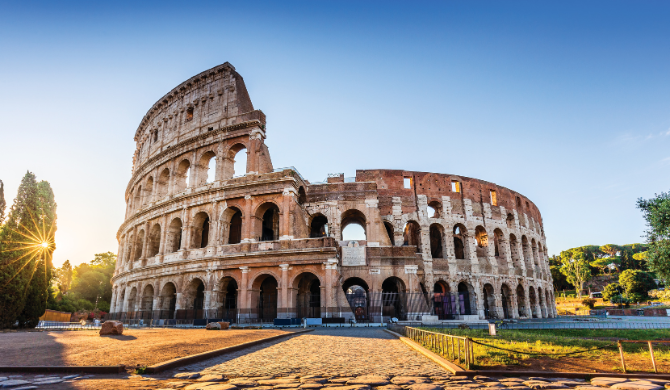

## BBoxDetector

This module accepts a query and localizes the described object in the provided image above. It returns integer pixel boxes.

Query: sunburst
[1,209,55,289]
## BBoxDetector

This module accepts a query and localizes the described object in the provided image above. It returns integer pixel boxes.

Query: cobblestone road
[187,328,446,377]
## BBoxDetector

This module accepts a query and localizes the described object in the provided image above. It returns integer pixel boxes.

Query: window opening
[403,177,412,189]
[427,206,436,218]
[233,148,247,177]
[186,107,193,121]
[310,215,329,238]
[490,190,497,206]
[229,210,242,244]
[207,156,216,183]
[451,181,460,193]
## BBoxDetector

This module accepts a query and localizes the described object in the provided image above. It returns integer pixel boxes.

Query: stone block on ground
[166,381,192,389]
[323,386,371,390]
[407,384,443,390]
[591,379,629,388]
[0,380,31,388]
[611,384,663,390]
[230,380,259,387]
[196,374,227,382]
[376,385,403,390]
[219,322,230,330]
[391,377,430,385]
[259,379,300,386]
[175,372,202,380]
[185,384,238,390]
[347,376,390,386]
[99,320,124,335]
[206,322,222,330]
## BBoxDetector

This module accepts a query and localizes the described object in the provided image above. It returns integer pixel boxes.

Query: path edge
[145,328,313,374]
[384,329,464,374]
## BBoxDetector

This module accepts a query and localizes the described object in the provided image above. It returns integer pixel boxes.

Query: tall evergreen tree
[17,181,56,328]
[0,172,56,328]
[0,180,6,224]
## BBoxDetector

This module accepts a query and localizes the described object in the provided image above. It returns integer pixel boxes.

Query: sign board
[342,242,366,266]
[369,269,381,274]
[488,323,497,336]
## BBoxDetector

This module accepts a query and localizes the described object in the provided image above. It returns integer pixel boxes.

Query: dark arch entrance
[294,273,321,318]
[343,277,369,322]
[433,281,455,319]
[257,276,278,321]
[219,277,238,322]
[458,282,473,315]
[382,277,407,320]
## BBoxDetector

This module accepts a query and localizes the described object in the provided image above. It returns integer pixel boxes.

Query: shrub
[603,283,621,302]
[619,270,657,299]
[582,298,597,309]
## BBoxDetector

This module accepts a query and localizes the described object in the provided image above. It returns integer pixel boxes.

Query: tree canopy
[637,191,670,283]
[559,249,592,298]
[50,252,116,313]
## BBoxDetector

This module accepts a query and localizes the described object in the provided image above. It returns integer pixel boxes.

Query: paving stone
[407,384,443,390]
[451,378,470,382]
[197,375,228,383]
[480,384,503,388]
[556,382,587,387]
[330,379,355,384]
[391,377,430,385]
[275,384,303,389]
[347,377,390,386]
[176,373,203,380]
[32,379,63,385]
[611,384,663,390]
[592,379,629,388]
[527,384,569,390]
[300,384,324,389]
[376,385,403,390]
[499,380,525,384]
[632,381,670,385]
[323,386,371,390]
[0,380,31,388]
[259,380,301,386]
[166,382,192,389]
[62,375,79,380]
[231,380,260,387]
[475,378,494,382]
[575,386,607,390]
[185,384,238,390]
[432,378,452,382]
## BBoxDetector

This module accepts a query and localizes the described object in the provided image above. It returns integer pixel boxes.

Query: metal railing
[392,325,474,369]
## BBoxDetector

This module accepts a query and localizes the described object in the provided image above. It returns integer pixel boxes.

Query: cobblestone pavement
[188,328,446,377]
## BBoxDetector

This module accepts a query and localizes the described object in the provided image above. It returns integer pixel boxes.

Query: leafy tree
[602,283,621,302]
[17,180,56,328]
[54,260,73,294]
[560,250,592,298]
[69,252,116,307]
[637,192,670,283]
[0,179,5,224]
[619,269,656,299]
[591,257,619,274]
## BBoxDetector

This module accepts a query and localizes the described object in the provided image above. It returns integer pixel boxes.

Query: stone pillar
[280,188,294,240]
[324,259,337,318]
[174,293,183,311]
[159,215,168,256]
[279,264,290,318]
[510,291,519,319]
[141,221,151,260]
[239,266,249,319]
[493,293,504,319]
[242,195,253,242]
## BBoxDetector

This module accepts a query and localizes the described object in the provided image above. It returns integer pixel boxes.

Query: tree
[69,252,116,307]
[0,172,56,328]
[560,250,592,298]
[637,192,670,283]
[17,180,56,328]
[619,269,656,299]
[602,283,621,302]
[0,179,6,224]
[600,244,621,259]
[591,257,619,274]
[54,260,73,294]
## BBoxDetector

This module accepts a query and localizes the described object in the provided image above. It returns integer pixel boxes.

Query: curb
[145,328,313,374]
[384,329,464,374]
[0,365,125,374]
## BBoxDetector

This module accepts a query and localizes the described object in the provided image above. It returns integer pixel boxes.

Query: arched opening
[531,239,540,268]
[218,277,238,322]
[133,186,142,211]
[186,106,194,121]
[157,168,170,199]
[343,277,369,322]
[483,283,496,319]
[192,212,210,248]
[516,284,526,318]
[457,282,475,316]
[127,287,138,315]
[298,187,306,205]
[167,218,183,253]
[341,209,367,241]
[256,203,280,241]
[528,286,538,318]
[223,207,243,244]
[159,282,177,319]
[147,224,161,258]
[433,281,454,319]
[309,214,328,238]
[133,230,145,261]
[141,284,154,314]
[494,228,508,269]
[144,177,154,206]
[403,221,421,252]
[501,284,512,319]
[382,277,407,320]
[427,201,441,219]
[522,236,533,271]
[545,290,552,318]
[176,159,191,192]
[506,213,515,229]
[181,278,205,319]
[200,151,217,184]
[253,275,278,321]
[429,223,444,258]
[294,273,321,318]
[475,226,489,257]
[226,144,247,178]
[118,289,125,315]
[453,224,467,260]
[510,234,521,270]
[384,222,394,245]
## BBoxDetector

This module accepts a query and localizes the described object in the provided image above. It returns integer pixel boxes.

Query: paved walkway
[187,328,446,377]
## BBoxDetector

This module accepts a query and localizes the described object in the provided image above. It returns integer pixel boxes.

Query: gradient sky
[1,1,669,267]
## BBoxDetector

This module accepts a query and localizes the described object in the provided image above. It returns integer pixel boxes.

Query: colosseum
[110,62,556,325]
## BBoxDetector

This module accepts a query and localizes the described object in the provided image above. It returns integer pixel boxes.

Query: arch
[218,276,238,321]
[475,226,489,257]
[427,200,441,219]
[127,287,138,313]
[382,277,407,320]
[506,213,515,229]
[298,187,306,205]
[166,218,183,253]
[222,207,243,244]
[403,221,421,252]
[528,285,538,318]
[493,228,509,269]
[531,238,540,267]
[516,283,527,318]
[341,209,367,241]
[251,274,278,321]
[453,224,468,260]
[175,159,191,192]
[159,282,177,316]
[538,286,546,318]
[429,223,444,259]
[501,283,512,319]
[192,211,210,248]
[255,202,280,241]
[309,214,328,238]
[342,277,369,293]
[182,277,205,318]
[545,289,552,318]
[433,281,454,319]
[522,235,533,271]
[118,288,126,313]
[226,143,247,178]
[343,277,369,322]
[483,283,496,319]
[383,221,394,245]
[293,272,321,318]
[147,223,161,257]
[199,150,217,184]
[133,186,142,211]
[133,229,145,261]
[457,281,476,316]
[157,168,170,198]
[144,177,154,206]
[141,284,155,312]
[509,233,522,270]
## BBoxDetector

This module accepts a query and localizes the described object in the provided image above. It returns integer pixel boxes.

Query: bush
[582,298,597,309]
[603,283,621,302]
[97,300,110,312]
[76,299,94,311]
[619,270,657,299]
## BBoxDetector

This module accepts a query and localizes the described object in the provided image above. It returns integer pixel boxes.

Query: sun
[41,242,49,248]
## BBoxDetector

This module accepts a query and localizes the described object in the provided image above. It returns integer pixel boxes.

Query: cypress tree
[0,180,6,224]
[0,172,56,328]
[17,181,56,328]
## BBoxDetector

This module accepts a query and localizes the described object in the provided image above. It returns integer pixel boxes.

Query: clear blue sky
[1,1,669,267]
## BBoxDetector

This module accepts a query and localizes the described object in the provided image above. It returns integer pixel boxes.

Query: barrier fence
[390,325,474,369]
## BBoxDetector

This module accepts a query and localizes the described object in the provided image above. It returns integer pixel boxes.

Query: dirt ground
[0,328,289,367]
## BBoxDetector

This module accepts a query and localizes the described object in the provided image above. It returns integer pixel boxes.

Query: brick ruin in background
[109,62,556,323]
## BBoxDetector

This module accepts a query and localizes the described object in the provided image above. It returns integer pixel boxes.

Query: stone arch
[531,238,539,267]
[118,287,126,313]
[309,213,328,238]
[224,143,248,179]
[158,281,177,316]
[528,285,539,318]
[157,168,170,198]
[383,221,394,245]
[133,186,142,211]
[474,225,489,258]
[255,202,280,241]
[198,150,217,185]
[521,235,533,271]
[147,223,161,257]
[403,220,421,252]
[427,200,441,219]
[127,286,138,313]
[432,280,454,319]
[175,158,191,192]
[382,276,407,320]
[509,233,522,270]
[501,283,512,319]
[506,213,515,229]
[493,228,509,269]
[457,280,476,316]
[453,223,468,260]
[341,209,367,241]
[144,176,154,205]
[297,186,306,205]
[250,273,279,321]
[538,286,546,318]
[217,276,239,321]
[192,211,210,248]
[133,229,145,261]
[182,277,206,316]
[222,206,243,244]
[482,283,496,319]
[343,277,370,321]
[429,223,444,259]
[166,218,183,253]
[141,284,155,312]
[516,283,527,318]
[292,272,322,318]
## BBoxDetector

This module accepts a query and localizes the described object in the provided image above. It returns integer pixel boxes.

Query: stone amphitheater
[109,62,556,323]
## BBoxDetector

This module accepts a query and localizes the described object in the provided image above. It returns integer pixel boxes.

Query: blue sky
[1,1,669,266]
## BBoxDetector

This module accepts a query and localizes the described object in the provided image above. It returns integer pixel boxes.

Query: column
[239,267,249,319]
[324,259,337,318]
[279,264,290,318]
[280,188,294,240]
[510,291,519,319]
[493,293,503,319]
[141,221,151,262]
[242,195,253,242]
[174,293,183,311]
